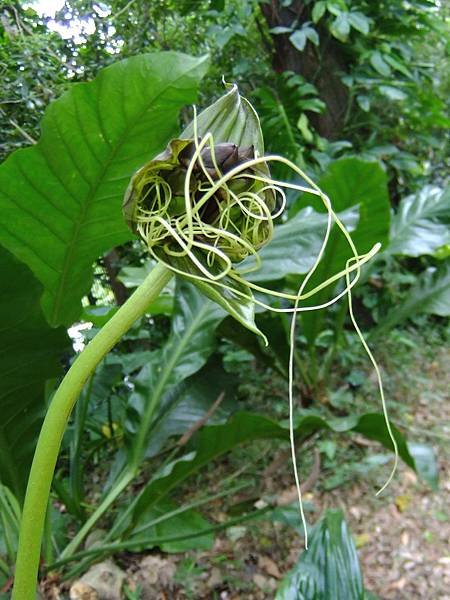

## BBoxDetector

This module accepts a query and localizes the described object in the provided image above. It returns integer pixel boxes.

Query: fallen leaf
[258,556,281,579]
[355,533,371,548]
[395,494,411,512]
[207,567,223,588]
[253,574,268,590]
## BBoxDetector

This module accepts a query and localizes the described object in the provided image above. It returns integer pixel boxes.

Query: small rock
[69,581,99,600]
[85,530,108,550]
[253,573,277,592]
[134,555,177,600]
[226,526,247,542]
[73,560,125,600]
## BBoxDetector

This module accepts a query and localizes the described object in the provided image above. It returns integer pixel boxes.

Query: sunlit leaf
[312,1,326,23]
[379,85,407,101]
[348,11,370,35]
[290,30,307,52]
[388,186,450,257]
[370,52,391,76]
[330,13,350,42]
[271,26,293,34]
[357,95,371,112]
[0,53,208,326]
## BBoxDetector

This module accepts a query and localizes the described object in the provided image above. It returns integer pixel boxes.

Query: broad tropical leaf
[371,263,450,336]
[388,185,450,257]
[128,499,213,552]
[243,206,358,282]
[0,52,209,326]
[125,282,226,461]
[301,158,390,343]
[144,357,237,458]
[0,247,68,500]
[275,509,364,600]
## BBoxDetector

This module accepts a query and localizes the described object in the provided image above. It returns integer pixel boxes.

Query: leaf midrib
[49,61,202,325]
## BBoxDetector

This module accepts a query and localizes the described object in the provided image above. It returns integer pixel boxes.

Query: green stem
[49,505,272,571]
[0,556,10,577]
[12,263,173,600]
[69,374,94,519]
[63,482,250,580]
[60,468,134,559]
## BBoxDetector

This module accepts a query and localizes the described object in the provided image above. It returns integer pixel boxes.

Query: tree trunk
[103,249,129,305]
[260,0,350,138]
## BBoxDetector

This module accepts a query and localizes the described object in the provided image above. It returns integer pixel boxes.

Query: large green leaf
[0,247,68,500]
[0,52,209,326]
[131,410,426,521]
[242,206,358,283]
[144,357,237,458]
[388,185,450,257]
[371,263,450,336]
[128,499,213,552]
[275,509,364,600]
[125,281,226,460]
[301,158,390,343]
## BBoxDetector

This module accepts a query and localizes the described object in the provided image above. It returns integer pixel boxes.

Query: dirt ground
[348,346,450,600]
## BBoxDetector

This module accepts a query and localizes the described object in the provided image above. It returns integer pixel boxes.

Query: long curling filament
[130,116,399,548]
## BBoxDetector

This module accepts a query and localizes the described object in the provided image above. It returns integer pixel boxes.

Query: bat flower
[123,129,281,279]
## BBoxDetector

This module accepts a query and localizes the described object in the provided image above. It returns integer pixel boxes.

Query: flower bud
[123,84,278,269]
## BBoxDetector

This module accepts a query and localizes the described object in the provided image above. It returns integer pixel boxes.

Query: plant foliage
[0,52,208,326]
